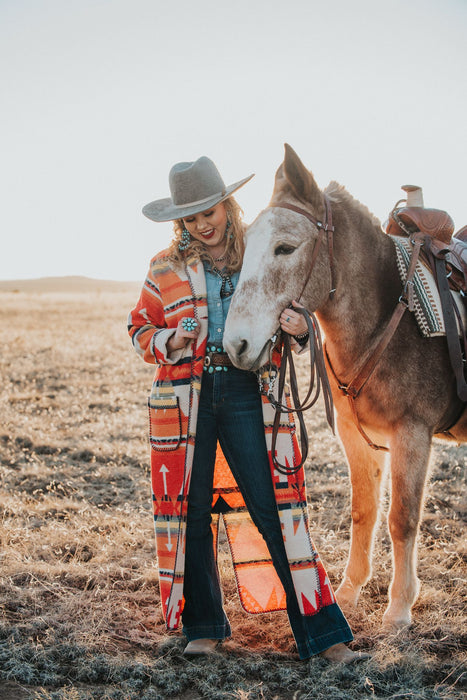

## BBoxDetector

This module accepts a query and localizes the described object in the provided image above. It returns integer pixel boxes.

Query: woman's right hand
[167,317,200,352]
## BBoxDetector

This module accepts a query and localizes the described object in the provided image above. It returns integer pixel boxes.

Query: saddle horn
[401,184,424,208]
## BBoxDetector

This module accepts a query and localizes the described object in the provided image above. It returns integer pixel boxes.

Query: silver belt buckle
[204,354,211,368]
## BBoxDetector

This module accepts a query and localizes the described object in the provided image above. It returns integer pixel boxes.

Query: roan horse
[223,144,467,629]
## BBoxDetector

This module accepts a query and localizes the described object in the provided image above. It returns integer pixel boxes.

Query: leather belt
[204,351,234,368]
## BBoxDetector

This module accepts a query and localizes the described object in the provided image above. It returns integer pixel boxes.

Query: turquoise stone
[182,317,197,331]
[208,366,214,374]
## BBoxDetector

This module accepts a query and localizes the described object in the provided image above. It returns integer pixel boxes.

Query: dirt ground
[0,283,466,699]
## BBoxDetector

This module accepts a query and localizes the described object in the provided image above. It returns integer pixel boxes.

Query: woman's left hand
[279,300,308,336]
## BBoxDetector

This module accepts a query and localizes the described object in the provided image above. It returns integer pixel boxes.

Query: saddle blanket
[391,235,466,338]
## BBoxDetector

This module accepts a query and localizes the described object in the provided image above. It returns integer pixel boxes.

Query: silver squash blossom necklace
[210,264,234,298]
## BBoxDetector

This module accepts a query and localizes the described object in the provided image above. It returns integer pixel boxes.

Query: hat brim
[142,174,254,222]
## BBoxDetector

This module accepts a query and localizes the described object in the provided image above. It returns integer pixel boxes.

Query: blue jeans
[182,367,353,658]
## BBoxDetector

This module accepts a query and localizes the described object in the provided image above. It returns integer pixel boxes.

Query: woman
[128,156,365,662]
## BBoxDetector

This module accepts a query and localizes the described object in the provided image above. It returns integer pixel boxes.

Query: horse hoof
[381,613,412,631]
[335,582,361,611]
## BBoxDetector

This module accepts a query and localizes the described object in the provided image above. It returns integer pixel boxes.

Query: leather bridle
[264,195,336,474]
[266,196,408,456]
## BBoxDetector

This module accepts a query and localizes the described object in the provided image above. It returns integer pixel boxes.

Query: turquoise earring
[225,219,233,239]
[178,227,191,251]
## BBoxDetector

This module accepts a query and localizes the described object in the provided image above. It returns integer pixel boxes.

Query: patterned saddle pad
[391,235,466,338]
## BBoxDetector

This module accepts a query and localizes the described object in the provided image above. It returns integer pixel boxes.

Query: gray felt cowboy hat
[142,156,254,222]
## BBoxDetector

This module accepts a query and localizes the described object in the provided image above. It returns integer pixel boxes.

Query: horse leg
[383,424,431,629]
[335,414,387,612]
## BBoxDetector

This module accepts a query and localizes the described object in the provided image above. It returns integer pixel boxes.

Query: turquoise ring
[182,317,198,332]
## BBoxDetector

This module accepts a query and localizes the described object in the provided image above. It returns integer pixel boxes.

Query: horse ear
[282,144,322,209]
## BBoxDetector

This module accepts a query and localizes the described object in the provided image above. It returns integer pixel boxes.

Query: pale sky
[1,0,466,282]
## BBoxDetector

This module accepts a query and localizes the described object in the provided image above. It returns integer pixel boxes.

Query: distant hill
[0,276,141,294]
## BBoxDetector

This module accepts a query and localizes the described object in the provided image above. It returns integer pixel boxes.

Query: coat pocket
[148,394,182,452]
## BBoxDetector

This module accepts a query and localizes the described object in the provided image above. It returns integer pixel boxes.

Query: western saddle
[386,184,467,401]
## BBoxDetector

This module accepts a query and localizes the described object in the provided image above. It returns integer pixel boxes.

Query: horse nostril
[238,339,248,356]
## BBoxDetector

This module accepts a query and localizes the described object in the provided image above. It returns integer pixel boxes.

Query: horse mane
[325,180,382,229]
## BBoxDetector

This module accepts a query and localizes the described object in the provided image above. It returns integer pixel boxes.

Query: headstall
[263,195,336,474]
[270,194,336,301]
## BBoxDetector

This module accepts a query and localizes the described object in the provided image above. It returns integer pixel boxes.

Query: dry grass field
[0,281,466,699]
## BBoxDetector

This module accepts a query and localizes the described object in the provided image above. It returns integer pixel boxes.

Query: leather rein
[265,196,336,474]
[325,235,424,452]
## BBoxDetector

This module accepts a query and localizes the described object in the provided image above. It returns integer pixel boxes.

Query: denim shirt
[203,260,240,349]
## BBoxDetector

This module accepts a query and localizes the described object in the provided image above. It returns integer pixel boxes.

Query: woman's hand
[279,300,308,336]
[167,317,200,352]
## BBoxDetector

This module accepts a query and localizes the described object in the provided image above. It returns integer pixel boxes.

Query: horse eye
[274,244,296,256]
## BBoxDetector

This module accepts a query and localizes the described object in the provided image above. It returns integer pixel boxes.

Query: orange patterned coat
[128,249,337,630]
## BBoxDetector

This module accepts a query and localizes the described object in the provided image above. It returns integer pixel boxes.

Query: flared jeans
[181,367,353,658]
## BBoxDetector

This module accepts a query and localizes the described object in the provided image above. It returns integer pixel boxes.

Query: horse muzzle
[223,332,272,371]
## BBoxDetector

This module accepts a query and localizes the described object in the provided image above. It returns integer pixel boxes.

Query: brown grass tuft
[0,288,465,699]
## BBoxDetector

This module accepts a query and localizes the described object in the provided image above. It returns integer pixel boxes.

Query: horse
[223,144,467,629]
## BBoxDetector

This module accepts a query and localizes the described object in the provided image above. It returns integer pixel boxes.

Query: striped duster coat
[128,249,336,630]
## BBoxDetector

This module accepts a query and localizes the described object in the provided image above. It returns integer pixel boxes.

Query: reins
[267,308,335,474]
[264,196,336,474]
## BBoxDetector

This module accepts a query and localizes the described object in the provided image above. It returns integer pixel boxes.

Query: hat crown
[142,156,254,222]
[169,156,226,207]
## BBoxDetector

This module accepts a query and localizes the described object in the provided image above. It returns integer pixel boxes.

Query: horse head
[224,144,333,370]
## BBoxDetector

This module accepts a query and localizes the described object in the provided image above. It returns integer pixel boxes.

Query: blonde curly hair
[167,197,245,274]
